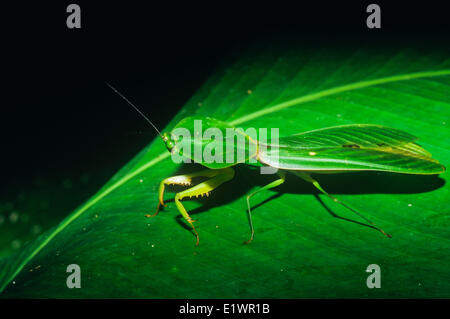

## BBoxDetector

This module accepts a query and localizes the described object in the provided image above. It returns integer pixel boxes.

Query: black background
[1,1,449,207]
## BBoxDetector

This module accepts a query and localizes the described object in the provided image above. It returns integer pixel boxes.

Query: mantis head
[162,132,175,152]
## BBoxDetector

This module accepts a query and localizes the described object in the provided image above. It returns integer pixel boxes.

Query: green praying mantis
[107,83,445,246]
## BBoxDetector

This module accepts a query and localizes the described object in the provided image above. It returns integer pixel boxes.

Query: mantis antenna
[105,82,164,139]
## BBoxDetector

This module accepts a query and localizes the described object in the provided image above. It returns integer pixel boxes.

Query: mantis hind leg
[245,171,286,244]
[292,171,391,238]
[151,167,235,246]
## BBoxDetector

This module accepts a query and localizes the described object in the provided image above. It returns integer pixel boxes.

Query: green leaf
[2,43,450,298]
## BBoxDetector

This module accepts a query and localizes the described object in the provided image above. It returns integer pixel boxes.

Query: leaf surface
[1,43,450,298]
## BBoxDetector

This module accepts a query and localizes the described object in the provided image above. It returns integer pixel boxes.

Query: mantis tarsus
[108,83,445,246]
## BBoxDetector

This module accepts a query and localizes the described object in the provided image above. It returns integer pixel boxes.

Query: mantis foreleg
[150,167,235,246]
[149,168,234,217]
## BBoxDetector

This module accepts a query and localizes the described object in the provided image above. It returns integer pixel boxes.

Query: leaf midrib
[1,68,449,293]
[229,69,450,125]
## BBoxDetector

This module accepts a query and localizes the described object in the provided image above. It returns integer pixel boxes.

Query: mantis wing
[258,124,445,174]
